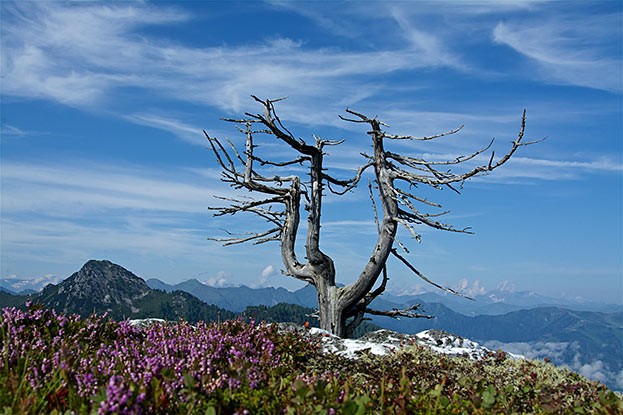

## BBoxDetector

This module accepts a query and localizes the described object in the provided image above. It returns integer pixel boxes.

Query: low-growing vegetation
[2,304,621,414]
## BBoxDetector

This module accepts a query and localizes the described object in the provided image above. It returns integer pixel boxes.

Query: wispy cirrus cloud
[1,2,188,106]
[0,124,30,137]
[410,152,623,182]
[389,7,463,69]
[0,161,225,215]
[3,0,620,130]
[0,160,281,282]
[124,114,206,146]
[0,1,458,117]
[510,156,622,172]
[493,14,622,92]
[3,1,619,149]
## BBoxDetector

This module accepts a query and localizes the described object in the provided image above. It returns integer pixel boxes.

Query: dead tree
[204,96,537,338]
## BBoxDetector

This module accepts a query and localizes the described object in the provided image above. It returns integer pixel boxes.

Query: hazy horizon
[2,259,621,307]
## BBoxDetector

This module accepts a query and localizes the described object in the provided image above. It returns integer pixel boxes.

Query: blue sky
[1,1,621,303]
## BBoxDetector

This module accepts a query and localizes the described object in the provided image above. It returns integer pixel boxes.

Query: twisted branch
[206,97,536,337]
[366,304,434,319]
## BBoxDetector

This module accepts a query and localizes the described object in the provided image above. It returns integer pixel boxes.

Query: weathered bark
[317,278,342,334]
[206,97,534,338]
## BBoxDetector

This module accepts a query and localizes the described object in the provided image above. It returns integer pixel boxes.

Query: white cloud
[390,284,427,296]
[0,161,227,215]
[203,271,231,288]
[483,340,570,362]
[577,360,608,384]
[0,159,288,285]
[3,1,621,172]
[1,0,187,106]
[1,124,28,137]
[496,280,516,293]
[493,16,622,92]
[123,114,205,146]
[0,1,463,122]
[261,265,276,279]
[0,161,243,270]
[0,216,212,265]
[3,1,620,135]
[483,340,622,391]
[410,152,623,183]
[510,157,622,172]
[456,278,487,297]
[253,264,277,288]
[389,8,462,69]
[1,274,61,292]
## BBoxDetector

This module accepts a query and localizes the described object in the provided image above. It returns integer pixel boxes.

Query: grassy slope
[1,306,621,414]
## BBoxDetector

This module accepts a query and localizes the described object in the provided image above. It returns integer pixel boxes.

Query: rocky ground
[277,323,519,361]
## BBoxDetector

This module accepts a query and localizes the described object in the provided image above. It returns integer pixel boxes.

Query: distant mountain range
[370,301,622,387]
[1,274,61,295]
[6,260,236,323]
[387,290,621,315]
[3,270,619,314]
[1,260,621,391]
[146,278,621,315]
[146,278,319,312]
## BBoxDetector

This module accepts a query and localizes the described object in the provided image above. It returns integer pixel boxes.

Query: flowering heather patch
[1,304,281,414]
[2,304,622,414]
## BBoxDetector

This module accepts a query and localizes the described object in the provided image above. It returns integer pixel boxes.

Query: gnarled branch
[391,248,474,300]
[383,124,464,141]
[207,97,535,337]
[365,304,434,319]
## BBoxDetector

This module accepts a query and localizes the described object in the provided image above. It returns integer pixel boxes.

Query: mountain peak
[39,259,150,314]
[72,259,149,292]
[84,258,112,266]
[82,259,124,272]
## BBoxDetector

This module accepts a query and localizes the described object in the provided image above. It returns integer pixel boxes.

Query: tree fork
[206,97,535,338]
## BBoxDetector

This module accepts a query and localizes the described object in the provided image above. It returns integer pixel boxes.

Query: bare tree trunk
[317,280,345,336]
[205,98,533,338]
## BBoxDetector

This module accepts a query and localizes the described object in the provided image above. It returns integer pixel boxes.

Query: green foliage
[0,291,29,308]
[135,290,237,323]
[2,305,622,414]
[0,285,238,324]
[242,303,315,325]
